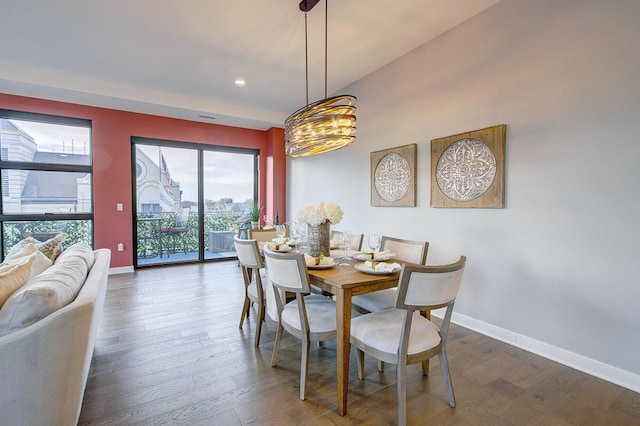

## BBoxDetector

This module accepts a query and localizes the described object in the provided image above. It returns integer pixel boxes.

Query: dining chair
[330,230,364,251]
[167,208,190,255]
[234,236,267,347]
[351,236,429,313]
[263,247,337,400]
[350,256,466,426]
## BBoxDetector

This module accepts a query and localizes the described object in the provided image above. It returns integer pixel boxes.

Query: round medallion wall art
[370,144,416,207]
[430,124,506,208]
[374,153,411,202]
[436,138,496,201]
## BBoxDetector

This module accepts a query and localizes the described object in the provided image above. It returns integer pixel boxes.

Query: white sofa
[0,248,111,426]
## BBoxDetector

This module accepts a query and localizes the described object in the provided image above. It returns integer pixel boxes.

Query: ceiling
[1,0,500,130]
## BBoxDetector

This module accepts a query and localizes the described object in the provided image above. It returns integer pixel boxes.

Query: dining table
[306,257,406,416]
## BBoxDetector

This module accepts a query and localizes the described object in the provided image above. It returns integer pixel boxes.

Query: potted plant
[249,202,262,229]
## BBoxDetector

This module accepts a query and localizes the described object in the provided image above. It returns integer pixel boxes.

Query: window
[0,110,93,258]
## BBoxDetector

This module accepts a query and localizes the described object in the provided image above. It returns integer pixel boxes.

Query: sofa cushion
[0,252,89,336]
[4,242,53,278]
[55,242,95,270]
[0,254,36,307]
[7,233,68,263]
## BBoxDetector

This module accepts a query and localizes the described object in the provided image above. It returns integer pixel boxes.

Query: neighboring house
[0,118,90,213]
[135,147,182,214]
[20,152,91,213]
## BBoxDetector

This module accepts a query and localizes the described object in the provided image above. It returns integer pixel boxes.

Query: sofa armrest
[0,248,111,426]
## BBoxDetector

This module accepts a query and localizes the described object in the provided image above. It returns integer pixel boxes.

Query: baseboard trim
[109,266,134,275]
[431,309,640,393]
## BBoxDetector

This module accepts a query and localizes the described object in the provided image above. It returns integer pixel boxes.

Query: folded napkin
[267,242,290,251]
[304,254,334,267]
[359,250,395,260]
[363,260,401,272]
[271,237,287,244]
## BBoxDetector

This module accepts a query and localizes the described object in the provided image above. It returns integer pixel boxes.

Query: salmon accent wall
[0,93,286,268]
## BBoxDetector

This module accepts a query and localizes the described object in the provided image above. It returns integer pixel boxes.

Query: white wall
[287,0,640,390]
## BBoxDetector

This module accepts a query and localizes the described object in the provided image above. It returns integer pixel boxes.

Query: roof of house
[21,152,90,203]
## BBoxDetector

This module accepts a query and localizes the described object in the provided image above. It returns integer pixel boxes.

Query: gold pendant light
[285,0,357,158]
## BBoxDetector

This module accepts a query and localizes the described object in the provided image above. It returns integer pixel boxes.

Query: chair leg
[271,322,284,367]
[397,360,407,426]
[438,351,456,407]
[300,337,310,400]
[239,296,250,328]
[254,299,265,347]
[356,348,365,380]
[422,359,430,375]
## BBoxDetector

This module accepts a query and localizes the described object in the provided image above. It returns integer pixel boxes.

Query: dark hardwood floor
[79,261,640,425]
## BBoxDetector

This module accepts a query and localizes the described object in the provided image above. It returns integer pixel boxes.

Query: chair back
[331,230,364,251]
[175,208,190,227]
[234,236,263,269]
[263,248,310,294]
[380,235,428,265]
[248,228,278,243]
[395,256,466,311]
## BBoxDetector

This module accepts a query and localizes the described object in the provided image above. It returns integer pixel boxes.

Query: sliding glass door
[133,138,257,267]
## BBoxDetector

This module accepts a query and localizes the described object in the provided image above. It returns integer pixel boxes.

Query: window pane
[0,118,91,165]
[203,151,254,258]
[3,220,93,256]
[2,170,92,214]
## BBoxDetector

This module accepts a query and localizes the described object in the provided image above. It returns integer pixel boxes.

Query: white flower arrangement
[297,201,343,226]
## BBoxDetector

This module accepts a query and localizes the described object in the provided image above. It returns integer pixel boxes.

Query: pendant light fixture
[285,0,357,158]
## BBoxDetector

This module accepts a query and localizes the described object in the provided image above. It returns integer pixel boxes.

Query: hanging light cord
[305,11,309,106]
[324,0,328,99]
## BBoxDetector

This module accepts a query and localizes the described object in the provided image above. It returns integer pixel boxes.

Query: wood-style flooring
[79,261,640,425]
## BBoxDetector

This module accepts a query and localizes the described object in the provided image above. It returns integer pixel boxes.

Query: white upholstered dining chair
[263,247,337,400]
[234,236,266,347]
[350,256,466,426]
[351,236,429,313]
[330,230,364,251]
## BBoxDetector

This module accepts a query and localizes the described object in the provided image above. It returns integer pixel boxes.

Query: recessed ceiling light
[234,79,246,87]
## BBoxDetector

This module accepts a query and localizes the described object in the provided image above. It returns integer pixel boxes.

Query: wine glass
[262,215,272,229]
[338,233,350,266]
[275,224,286,243]
[368,234,381,254]
[297,223,308,255]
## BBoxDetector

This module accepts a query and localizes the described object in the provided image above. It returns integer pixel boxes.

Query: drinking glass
[263,215,272,229]
[276,224,286,242]
[368,234,381,253]
[297,223,308,255]
[338,233,350,266]
[290,221,300,252]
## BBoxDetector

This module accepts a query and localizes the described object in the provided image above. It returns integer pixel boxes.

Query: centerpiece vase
[307,221,330,257]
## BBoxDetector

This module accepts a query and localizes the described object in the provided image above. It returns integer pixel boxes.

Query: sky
[9,119,255,205]
[9,119,90,154]
[137,145,255,204]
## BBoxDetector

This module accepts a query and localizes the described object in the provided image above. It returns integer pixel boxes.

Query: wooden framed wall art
[431,124,506,208]
[371,143,416,207]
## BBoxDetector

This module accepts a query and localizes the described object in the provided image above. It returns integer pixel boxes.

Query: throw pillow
[4,242,53,278]
[0,254,36,307]
[5,237,39,259]
[6,233,68,262]
[35,233,68,262]
[54,242,95,269]
[0,254,88,336]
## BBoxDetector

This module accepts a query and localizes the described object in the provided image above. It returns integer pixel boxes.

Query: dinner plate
[353,263,400,275]
[352,252,393,262]
[307,261,336,270]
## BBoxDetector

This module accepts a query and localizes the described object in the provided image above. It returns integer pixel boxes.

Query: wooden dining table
[306,260,403,416]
